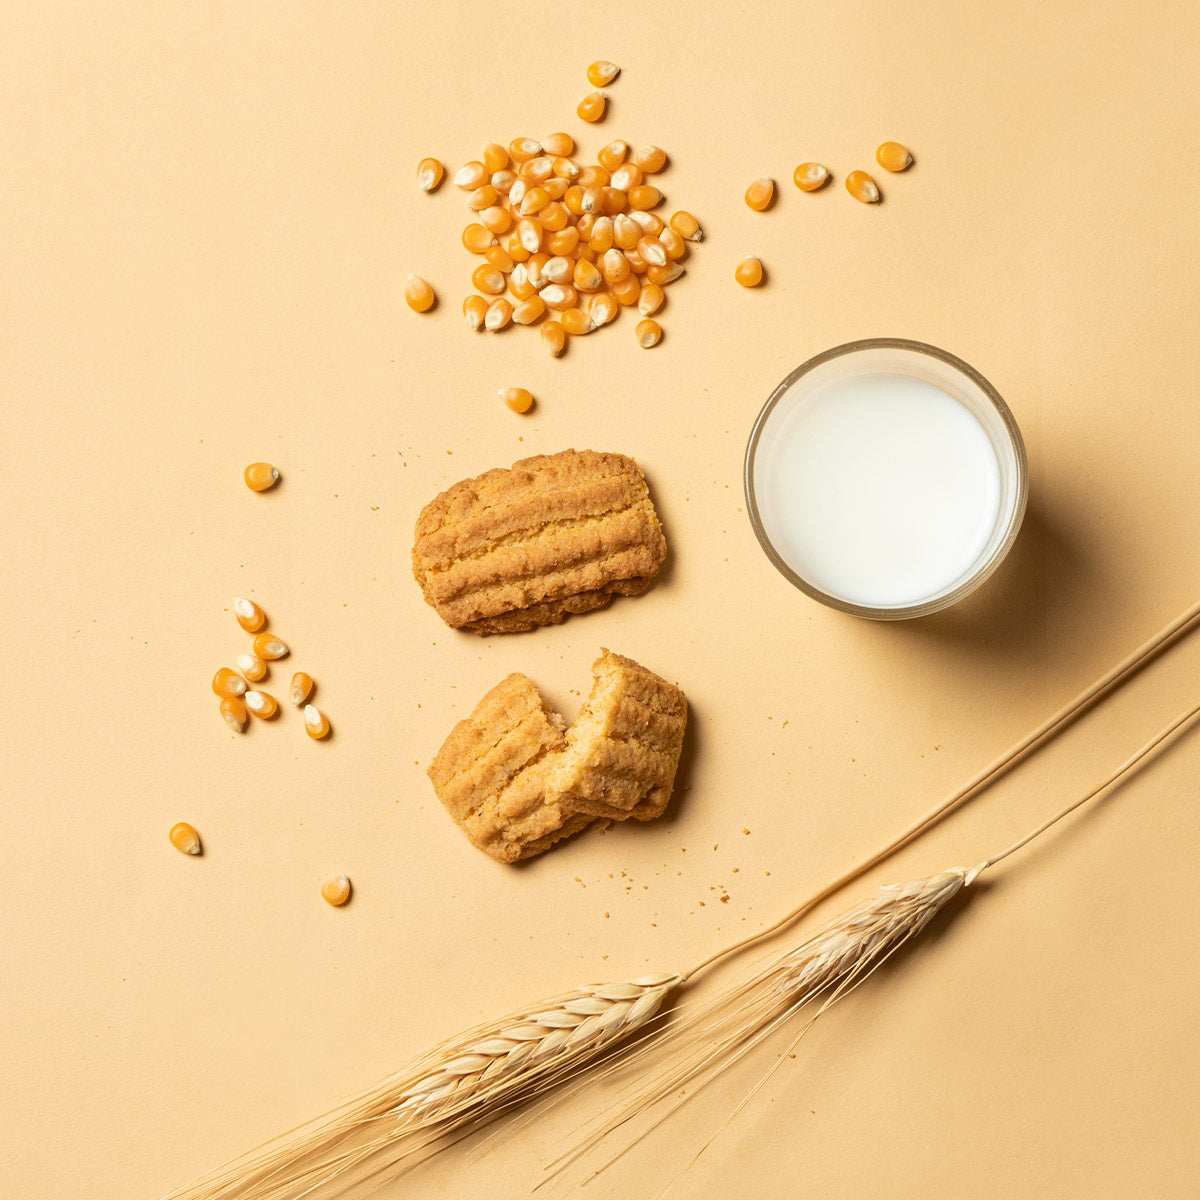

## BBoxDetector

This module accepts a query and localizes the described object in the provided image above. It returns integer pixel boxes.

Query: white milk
[754,372,1002,608]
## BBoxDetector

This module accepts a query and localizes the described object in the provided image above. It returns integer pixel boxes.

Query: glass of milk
[745,339,1027,619]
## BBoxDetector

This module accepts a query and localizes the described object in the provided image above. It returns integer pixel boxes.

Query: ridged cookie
[412,449,667,635]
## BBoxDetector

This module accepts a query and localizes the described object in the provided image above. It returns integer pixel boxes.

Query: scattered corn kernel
[289,672,314,706]
[244,689,278,719]
[637,236,668,267]
[252,632,290,661]
[845,170,881,203]
[482,142,509,173]
[543,255,573,284]
[577,91,607,123]
[543,131,574,157]
[212,667,247,699]
[485,297,513,330]
[598,140,628,173]
[561,306,596,335]
[454,161,487,189]
[587,59,620,87]
[745,177,775,211]
[793,162,830,191]
[573,258,602,291]
[499,387,534,414]
[233,596,266,633]
[462,223,495,254]
[509,137,542,161]
[463,294,488,331]
[629,209,664,236]
[610,162,642,192]
[646,260,685,285]
[404,274,436,312]
[735,256,764,287]
[512,295,547,325]
[638,283,665,315]
[472,264,506,295]
[658,227,687,260]
[636,318,662,348]
[634,145,667,173]
[611,274,641,305]
[876,141,913,172]
[169,822,202,856]
[627,185,663,210]
[220,696,248,733]
[236,653,268,683]
[417,157,445,192]
[304,704,331,740]
[588,292,619,326]
[243,462,279,492]
[467,184,498,211]
[669,210,702,241]
[321,874,352,906]
[541,320,567,356]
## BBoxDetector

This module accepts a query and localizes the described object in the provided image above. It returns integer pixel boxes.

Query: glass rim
[743,337,1029,620]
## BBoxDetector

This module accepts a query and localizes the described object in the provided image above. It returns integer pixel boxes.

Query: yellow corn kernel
[220,695,248,733]
[490,168,516,193]
[588,291,619,326]
[610,162,642,192]
[577,91,607,123]
[519,186,550,216]
[587,59,620,86]
[612,213,640,251]
[638,282,665,316]
[845,169,881,203]
[599,247,630,284]
[577,164,610,188]
[576,243,597,263]
[289,671,314,706]
[876,141,913,172]
[509,137,542,162]
[243,462,280,492]
[252,632,290,661]
[547,226,581,256]
[573,257,603,292]
[625,248,648,275]
[461,223,495,254]
[244,689,278,719]
[525,253,550,289]
[404,274,436,312]
[598,140,628,172]
[212,667,247,699]
[634,145,667,174]
[539,200,569,230]
[321,874,351,906]
[668,209,702,241]
[543,255,573,284]
[454,161,487,189]
[589,215,615,253]
[508,263,536,301]
[734,256,764,287]
[541,283,577,311]
[646,260,685,285]
[629,209,664,236]
[508,177,528,209]
[236,653,268,683]
[522,155,554,183]
[744,176,774,211]
[499,387,534,414]
[472,264,506,295]
[466,184,497,211]
[793,162,830,191]
[417,157,444,192]
[463,294,488,331]
[611,273,641,305]
[169,822,202,856]
[636,318,662,348]
[627,185,663,210]
[512,295,547,325]
[580,185,603,214]
[484,297,513,331]
[563,184,586,215]
[485,245,515,274]
[480,204,512,234]
[517,218,542,254]
[482,142,509,173]
[543,177,569,200]
[541,320,566,356]
[543,131,575,157]
[658,227,687,261]
[233,596,266,632]
[553,156,581,182]
[636,236,668,267]
[601,186,626,216]
[304,704,331,740]
[500,229,529,263]
[560,306,596,335]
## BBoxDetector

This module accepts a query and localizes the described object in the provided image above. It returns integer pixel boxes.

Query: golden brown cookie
[412,449,667,635]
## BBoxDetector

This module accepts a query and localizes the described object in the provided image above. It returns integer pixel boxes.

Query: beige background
[3,1,1199,1197]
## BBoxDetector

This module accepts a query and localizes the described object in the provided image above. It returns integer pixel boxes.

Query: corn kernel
[588,292,619,326]
[485,245,515,273]
[560,306,596,335]
[454,161,487,189]
[499,387,534,414]
[876,141,913,172]
[517,218,543,253]
[577,164,610,188]
[845,170,881,203]
[236,652,268,683]
[480,205,512,235]
[472,264,506,295]
[461,223,494,254]
[587,60,620,87]
[610,162,642,192]
[658,227,687,261]
[252,632,290,661]
[491,169,516,193]
[611,274,641,305]
[466,184,497,211]
[484,297,513,331]
[548,226,581,256]
[539,200,569,231]
[417,157,444,192]
[636,236,668,267]
[627,185,663,210]
[220,696,248,733]
[519,186,550,216]
[636,318,662,348]
[508,177,528,209]
[243,462,280,492]
[541,283,577,311]
[501,229,530,262]
[744,177,774,211]
[793,162,830,191]
[589,215,615,253]
[509,137,542,162]
[612,213,640,251]
[625,248,648,275]
[598,140,628,172]
[600,247,630,284]
[553,157,581,182]
[244,689,278,719]
[289,672,314,706]
[564,184,586,215]
[577,91,607,123]
[525,253,550,289]
[212,667,247,699]
[522,156,554,183]
[482,142,509,172]
[543,177,569,200]
[321,874,351,906]
[638,282,665,316]
[463,294,488,331]
[573,258,603,292]
[233,596,266,632]
[581,185,603,215]
[512,295,546,325]
[629,209,664,235]
[600,186,626,216]
[169,822,202,856]
[508,263,536,301]
[634,145,667,173]
[648,261,685,285]
[543,255,573,284]
[543,132,575,157]
[541,320,566,356]
[404,274,436,312]
[735,256,764,287]
[668,210,702,241]
[304,704,331,740]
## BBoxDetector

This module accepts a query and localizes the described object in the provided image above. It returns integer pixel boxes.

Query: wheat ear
[161,973,680,1200]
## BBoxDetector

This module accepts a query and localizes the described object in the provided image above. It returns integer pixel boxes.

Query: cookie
[412,449,667,635]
